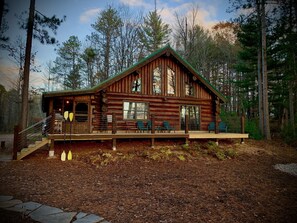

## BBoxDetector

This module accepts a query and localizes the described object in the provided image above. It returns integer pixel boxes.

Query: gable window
[153,67,161,94]
[132,78,141,93]
[185,82,194,96]
[167,67,176,95]
[123,102,148,120]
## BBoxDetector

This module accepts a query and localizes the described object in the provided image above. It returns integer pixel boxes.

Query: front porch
[13,113,248,160]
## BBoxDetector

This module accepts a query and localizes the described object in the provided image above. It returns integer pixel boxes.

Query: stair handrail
[13,115,53,160]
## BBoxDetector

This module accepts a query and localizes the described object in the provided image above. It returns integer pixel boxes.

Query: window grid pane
[123,102,148,120]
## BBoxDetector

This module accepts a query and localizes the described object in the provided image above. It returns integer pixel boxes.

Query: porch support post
[112,138,116,151]
[151,138,155,149]
[49,139,55,157]
[215,97,220,134]
[151,114,155,149]
[185,114,189,134]
[13,125,21,160]
[112,113,117,134]
[241,114,245,144]
[151,114,155,134]
[112,113,117,150]
[49,111,55,134]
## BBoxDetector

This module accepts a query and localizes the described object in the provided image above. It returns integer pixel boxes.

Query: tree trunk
[261,0,271,140]
[20,0,35,130]
[0,0,4,29]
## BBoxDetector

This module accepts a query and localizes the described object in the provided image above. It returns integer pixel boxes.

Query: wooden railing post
[112,113,117,134]
[185,114,189,134]
[13,125,21,160]
[241,114,245,144]
[112,113,117,150]
[151,114,155,134]
[49,110,55,134]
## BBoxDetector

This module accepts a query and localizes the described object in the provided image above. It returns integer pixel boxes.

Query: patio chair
[208,122,228,132]
[162,121,175,132]
[136,120,148,132]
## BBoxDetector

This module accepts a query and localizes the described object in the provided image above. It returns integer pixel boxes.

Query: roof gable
[43,45,226,102]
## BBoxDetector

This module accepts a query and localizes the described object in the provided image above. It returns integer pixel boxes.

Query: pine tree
[138,10,171,54]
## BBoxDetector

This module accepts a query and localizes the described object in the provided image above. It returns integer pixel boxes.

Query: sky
[0,0,234,91]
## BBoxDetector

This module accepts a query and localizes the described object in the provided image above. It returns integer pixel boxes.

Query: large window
[132,78,141,93]
[153,67,161,94]
[167,67,176,95]
[180,105,200,130]
[185,82,194,96]
[123,102,148,120]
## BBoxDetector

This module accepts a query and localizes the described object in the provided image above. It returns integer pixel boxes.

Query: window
[132,78,141,93]
[75,103,88,122]
[153,67,161,94]
[167,67,176,95]
[185,82,194,96]
[123,102,148,120]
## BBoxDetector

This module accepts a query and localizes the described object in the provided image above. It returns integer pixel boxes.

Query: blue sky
[0,0,233,90]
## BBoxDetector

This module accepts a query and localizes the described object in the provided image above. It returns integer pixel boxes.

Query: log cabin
[42,45,226,134]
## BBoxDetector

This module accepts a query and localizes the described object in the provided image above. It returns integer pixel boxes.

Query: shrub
[281,124,297,146]
[245,119,263,140]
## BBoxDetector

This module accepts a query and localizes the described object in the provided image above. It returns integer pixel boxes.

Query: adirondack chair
[208,122,228,132]
[162,121,175,132]
[136,120,148,132]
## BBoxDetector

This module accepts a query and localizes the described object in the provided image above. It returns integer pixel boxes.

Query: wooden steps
[17,138,50,160]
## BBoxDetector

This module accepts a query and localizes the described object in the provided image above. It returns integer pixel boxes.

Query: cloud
[80,8,101,24]
[158,2,219,31]
[119,0,151,8]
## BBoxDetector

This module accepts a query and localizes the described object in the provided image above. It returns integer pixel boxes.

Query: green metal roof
[43,45,226,102]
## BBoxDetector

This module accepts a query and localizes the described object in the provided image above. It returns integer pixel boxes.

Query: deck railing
[13,115,52,159]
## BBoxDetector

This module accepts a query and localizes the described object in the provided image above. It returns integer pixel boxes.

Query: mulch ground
[0,139,297,223]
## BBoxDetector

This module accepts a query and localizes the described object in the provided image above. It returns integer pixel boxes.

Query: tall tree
[259,0,271,139]
[231,0,272,139]
[91,6,122,80]
[113,6,143,74]
[138,10,171,54]
[0,0,8,43]
[20,0,65,130]
[81,46,96,87]
[53,35,82,89]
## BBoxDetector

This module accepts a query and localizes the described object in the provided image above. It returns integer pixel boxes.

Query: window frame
[123,101,149,120]
[132,77,141,93]
[185,82,194,97]
[167,67,176,95]
[152,66,162,94]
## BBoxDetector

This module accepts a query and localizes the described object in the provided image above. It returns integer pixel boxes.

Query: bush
[281,124,297,146]
[245,119,263,140]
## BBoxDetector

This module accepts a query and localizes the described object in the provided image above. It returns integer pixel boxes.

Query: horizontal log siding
[104,92,213,131]
[96,56,214,131]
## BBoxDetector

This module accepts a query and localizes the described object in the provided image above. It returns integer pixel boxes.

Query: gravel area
[274,163,297,176]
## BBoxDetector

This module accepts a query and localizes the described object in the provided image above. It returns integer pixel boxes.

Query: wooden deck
[48,131,249,141]
[47,131,249,151]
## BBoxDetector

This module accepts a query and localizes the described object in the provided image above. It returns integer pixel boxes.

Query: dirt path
[0,139,297,223]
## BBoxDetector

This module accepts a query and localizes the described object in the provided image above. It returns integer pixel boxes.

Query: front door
[180,105,200,130]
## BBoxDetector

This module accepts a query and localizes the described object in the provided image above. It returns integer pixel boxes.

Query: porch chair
[208,122,228,133]
[162,121,175,133]
[136,120,149,132]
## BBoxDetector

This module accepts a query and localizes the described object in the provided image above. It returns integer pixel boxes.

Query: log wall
[96,55,215,131]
